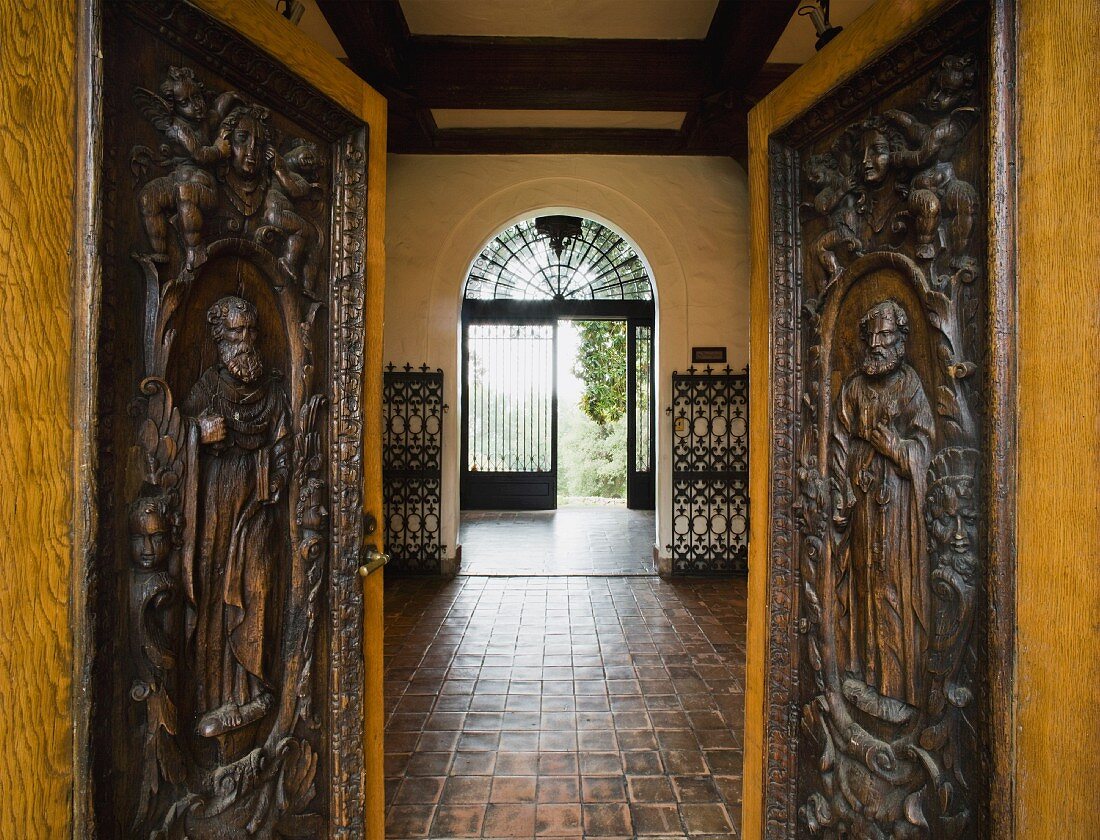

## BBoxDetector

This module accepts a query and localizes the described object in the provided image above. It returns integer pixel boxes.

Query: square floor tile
[535,803,583,836]
[482,803,537,837]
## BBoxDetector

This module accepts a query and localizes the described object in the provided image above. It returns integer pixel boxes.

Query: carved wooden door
[749,1,1016,837]
[75,2,383,837]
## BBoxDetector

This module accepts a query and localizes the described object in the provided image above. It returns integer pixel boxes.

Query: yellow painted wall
[0,0,387,835]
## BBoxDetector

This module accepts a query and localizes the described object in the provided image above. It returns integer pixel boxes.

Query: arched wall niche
[383,155,751,569]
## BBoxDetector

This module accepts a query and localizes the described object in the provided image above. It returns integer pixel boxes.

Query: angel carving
[805,153,861,286]
[883,54,979,261]
[256,139,326,295]
[132,66,243,270]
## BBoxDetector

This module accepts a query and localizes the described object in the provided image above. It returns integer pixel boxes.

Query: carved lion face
[926,477,978,578]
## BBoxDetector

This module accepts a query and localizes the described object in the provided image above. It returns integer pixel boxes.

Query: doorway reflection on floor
[459,509,656,575]
[383,575,746,839]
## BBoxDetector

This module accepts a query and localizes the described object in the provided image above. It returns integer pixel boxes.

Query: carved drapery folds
[765,11,993,836]
[89,3,368,837]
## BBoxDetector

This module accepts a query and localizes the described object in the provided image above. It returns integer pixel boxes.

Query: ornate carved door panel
[77,2,376,836]
[750,1,1017,837]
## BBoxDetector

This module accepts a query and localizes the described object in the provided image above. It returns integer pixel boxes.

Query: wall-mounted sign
[692,346,727,364]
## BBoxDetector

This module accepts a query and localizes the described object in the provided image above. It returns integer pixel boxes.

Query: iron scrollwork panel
[763,3,1005,838]
[87,2,368,837]
[670,368,749,573]
[383,364,445,574]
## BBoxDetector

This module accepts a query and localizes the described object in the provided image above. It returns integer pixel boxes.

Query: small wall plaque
[692,346,727,364]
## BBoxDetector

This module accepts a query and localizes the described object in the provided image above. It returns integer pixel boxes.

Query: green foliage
[558,406,627,499]
[573,320,627,426]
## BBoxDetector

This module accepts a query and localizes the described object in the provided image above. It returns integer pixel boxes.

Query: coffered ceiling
[284,0,873,158]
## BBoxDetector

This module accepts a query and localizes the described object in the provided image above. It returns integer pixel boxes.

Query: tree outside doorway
[558,319,628,506]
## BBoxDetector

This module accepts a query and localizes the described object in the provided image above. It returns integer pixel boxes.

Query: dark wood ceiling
[316,0,801,158]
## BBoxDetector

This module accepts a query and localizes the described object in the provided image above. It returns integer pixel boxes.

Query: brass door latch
[358,543,390,577]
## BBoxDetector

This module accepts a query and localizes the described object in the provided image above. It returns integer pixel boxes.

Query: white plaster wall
[383,154,750,567]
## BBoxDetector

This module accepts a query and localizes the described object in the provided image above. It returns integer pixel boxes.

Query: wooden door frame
[743,0,1099,837]
[70,1,389,837]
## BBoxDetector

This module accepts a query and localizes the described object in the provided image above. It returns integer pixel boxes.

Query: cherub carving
[256,139,325,294]
[805,153,861,286]
[883,54,979,261]
[132,66,242,270]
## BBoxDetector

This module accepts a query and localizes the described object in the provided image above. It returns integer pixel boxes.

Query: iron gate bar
[626,319,656,510]
[461,214,656,511]
[463,298,654,321]
[668,366,749,574]
[383,363,445,574]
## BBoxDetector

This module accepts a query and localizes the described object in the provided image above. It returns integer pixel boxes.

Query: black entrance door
[460,304,654,511]
[461,319,557,510]
[626,319,656,509]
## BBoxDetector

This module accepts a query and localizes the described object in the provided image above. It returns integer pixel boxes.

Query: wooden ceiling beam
[316,1,799,157]
[407,36,710,112]
[388,126,745,158]
[315,0,412,99]
[706,0,802,93]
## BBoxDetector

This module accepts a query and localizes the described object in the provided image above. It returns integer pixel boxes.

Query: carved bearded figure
[831,299,934,711]
[181,296,290,742]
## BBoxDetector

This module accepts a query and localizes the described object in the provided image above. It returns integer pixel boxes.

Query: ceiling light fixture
[798,0,843,51]
[535,215,583,260]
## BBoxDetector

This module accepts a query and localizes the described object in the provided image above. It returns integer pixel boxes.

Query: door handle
[358,543,390,577]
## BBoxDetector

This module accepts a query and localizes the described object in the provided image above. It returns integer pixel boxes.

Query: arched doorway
[460,214,656,511]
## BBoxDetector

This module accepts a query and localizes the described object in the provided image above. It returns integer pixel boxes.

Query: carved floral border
[761,3,997,838]
[79,2,372,837]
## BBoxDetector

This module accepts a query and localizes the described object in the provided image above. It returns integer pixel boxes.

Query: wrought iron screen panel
[669,368,749,573]
[383,364,444,574]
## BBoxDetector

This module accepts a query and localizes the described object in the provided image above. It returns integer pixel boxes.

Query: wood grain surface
[742,3,952,837]
[745,0,1099,837]
[1015,0,1099,835]
[0,0,78,836]
[148,2,391,835]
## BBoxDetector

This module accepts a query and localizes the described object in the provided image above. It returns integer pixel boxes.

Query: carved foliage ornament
[112,39,367,839]
[770,41,988,839]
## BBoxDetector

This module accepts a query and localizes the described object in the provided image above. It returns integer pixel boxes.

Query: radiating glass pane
[635,325,652,473]
[466,323,553,472]
[465,218,653,301]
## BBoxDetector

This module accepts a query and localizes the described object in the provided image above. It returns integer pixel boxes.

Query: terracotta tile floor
[383,575,747,838]
[458,509,657,576]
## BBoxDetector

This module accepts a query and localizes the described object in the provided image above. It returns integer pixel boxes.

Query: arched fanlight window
[464,216,653,301]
